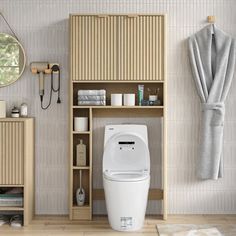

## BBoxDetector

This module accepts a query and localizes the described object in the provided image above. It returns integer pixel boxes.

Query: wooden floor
[0,215,235,235]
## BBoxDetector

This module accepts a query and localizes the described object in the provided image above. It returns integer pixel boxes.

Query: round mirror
[0,33,26,87]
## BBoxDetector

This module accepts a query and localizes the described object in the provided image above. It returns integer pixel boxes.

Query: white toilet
[103,124,150,231]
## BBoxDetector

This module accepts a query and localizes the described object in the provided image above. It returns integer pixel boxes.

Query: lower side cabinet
[0,118,34,226]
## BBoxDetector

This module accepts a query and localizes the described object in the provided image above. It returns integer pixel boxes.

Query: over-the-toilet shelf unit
[69,14,167,220]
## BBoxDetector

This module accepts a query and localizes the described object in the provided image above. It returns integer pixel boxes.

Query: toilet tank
[104,125,148,146]
[103,125,150,172]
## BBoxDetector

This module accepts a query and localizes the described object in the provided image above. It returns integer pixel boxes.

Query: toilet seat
[104,170,149,182]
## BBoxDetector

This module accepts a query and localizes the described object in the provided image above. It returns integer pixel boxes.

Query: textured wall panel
[0,0,236,214]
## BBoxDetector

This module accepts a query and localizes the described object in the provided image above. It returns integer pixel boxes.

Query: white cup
[124,94,135,106]
[111,94,122,106]
[0,101,6,118]
[74,117,88,132]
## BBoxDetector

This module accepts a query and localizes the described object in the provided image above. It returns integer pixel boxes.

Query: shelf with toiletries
[73,82,164,107]
[73,135,90,167]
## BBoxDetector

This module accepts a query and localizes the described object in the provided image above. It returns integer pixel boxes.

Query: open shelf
[73,82,164,107]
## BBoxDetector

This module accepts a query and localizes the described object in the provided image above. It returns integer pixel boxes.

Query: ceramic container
[0,101,6,118]
[111,94,122,106]
[20,103,28,117]
[74,117,89,132]
[123,94,135,106]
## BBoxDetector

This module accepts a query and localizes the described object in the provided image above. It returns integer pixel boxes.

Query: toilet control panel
[118,141,135,151]
[120,217,133,229]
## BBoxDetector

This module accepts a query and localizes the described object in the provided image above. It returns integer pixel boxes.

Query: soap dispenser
[76,140,86,166]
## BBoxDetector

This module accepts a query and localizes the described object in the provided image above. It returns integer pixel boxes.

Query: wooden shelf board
[72,166,90,170]
[0,206,24,211]
[73,106,164,109]
[72,131,90,134]
[72,204,90,209]
[72,80,164,83]
[0,185,24,187]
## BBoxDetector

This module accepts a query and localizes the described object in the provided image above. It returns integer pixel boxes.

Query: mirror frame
[0,33,26,88]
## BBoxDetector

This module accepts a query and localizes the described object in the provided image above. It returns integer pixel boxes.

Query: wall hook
[207,16,216,23]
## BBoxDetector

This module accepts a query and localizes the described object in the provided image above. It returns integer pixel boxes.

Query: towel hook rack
[207,16,216,23]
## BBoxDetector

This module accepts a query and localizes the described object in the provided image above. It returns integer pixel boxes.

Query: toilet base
[103,177,150,231]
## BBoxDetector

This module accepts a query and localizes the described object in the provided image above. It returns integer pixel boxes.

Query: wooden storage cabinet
[0,118,34,226]
[70,14,165,82]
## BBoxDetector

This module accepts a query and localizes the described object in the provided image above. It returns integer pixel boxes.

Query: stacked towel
[78,90,106,106]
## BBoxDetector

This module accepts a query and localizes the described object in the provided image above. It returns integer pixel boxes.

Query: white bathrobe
[188,24,236,180]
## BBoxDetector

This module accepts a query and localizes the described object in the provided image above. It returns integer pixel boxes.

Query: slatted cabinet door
[0,121,24,185]
[119,15,164,81]
[71,15,118,81]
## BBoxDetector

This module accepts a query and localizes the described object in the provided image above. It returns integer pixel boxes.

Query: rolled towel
[78,95,106,101]
[78,90,106,96]
[78,100,106,106]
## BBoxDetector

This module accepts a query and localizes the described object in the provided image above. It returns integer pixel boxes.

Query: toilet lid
[103,170,149,182]
[103,132,150,172]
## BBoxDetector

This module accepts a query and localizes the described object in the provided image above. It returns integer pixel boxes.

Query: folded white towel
[78,100,106,106]
[78,90,106,96]
[78,95,106,101]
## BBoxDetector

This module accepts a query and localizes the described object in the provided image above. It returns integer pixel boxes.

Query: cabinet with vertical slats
[70,14,165,81]
[0,118,34,226]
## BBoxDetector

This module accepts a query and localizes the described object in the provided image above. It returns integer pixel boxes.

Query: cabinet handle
[97,14,108,18]
[127,14,138,18]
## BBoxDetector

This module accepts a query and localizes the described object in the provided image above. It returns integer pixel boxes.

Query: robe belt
[201,102,225,126]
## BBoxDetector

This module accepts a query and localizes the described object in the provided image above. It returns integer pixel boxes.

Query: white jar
[20,103,28,117]
[111,94,122,106]
[123,94,135,106]
[11,106,20,118]
[74,117,89,132]
[0,101,6,118]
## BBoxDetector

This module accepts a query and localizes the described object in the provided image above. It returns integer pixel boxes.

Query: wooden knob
[31,68,38,74]
[207,16,215,23]
[44,69,52,74]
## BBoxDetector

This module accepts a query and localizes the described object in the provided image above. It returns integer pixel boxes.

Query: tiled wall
[0,0,236,214]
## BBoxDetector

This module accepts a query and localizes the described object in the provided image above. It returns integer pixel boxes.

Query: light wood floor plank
[0,215,235,235]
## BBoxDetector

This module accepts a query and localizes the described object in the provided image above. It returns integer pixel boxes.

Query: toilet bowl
[103,125,150,231]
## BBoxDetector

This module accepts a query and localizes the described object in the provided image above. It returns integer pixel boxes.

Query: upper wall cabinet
[70,14,165,81]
